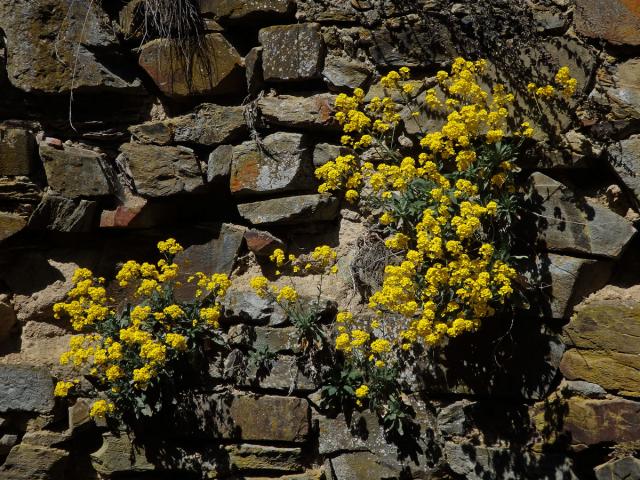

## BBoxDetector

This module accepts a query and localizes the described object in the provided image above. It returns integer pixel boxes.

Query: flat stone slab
[0,364,54,414]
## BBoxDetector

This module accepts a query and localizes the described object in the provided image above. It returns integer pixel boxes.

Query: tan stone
[0,212,27,242]
[575,0,640,45]
[563,397,640,445]
[138,34,244,98]
[0,127,35,176]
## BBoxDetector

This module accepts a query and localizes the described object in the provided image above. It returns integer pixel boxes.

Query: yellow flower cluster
[321,58,576,377]
[53,239,229,418]
[527,66,578,99]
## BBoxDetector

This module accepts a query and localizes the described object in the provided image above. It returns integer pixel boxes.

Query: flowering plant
[53,239,231,419]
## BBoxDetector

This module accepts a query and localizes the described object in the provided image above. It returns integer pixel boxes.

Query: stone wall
[0,0,640,478]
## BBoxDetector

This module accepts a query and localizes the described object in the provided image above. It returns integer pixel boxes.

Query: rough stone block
[238,194,340,226]
[200,0,294,22]
[575,0,640,45]
[259,23,324,81]
[28,194,98,232]
[0,127,35,176]
[258,94,338,131]
[0,444,68,480]
[0,364,54,413]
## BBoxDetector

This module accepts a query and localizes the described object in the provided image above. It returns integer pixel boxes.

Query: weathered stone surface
[575,0,640,45]
[609,136,640,205]
[243,355,314,391]
[238,194,340,226]
[175,393,310,442]
[200,0,294,22]
[230,132,315,197]
[100,190,175,229]
[119,143,203,197]
[562,397,640,445]
[0,444,68,480]
[222,289,287,325]
[244,229,285,257]
[40,144,113,198]
[0,434,18,456]
[0,127,35,175]
[322,55,372,91]
[258,94,338,131]
[226,444,302,473]
[138,34,244,98]
[21,431,71,448]
[0,295,16,343]
[595,456,640,480]
[0,364,54,413]
[445,442,578,480]
[245,46,265,95]
[530,254,612,320]
[207,144,234,183]
[0,0,143,93]
[68,398,93,433]
[0,212,27,242]
[528,172,636,259]
[560,291,640,397]
[252,326,298,353]
[313,143,345,168]
[437,400,474,437]
[28,194,98,232]
[607,60,640,120]
[130,104,247,147]
[91,432,154,476]
[259,23,325,81]
[330,452,399,480]
[561,380,607,399]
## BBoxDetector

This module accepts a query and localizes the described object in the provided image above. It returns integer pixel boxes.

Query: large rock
[28,194,98,232]
[528,172,635,259]
[444,442,578,480]
[529,254,612,320]
[258,23,325,81]
[207,144,233,182]
[606,59,640,120]
[90,432,154,476]
[0,0,143,93]
[575,0,640,45]
[242,355,314,391]
[200,0,294,22]
[0,212,27,242]
[0,444,68,480]
[560,287,640,397]
[230,132,315,197]
[238,194,340,226]
[175,393,310,443]
[595,456,640,480]
[119,143,203,197]
[226,444,302,473]
[330,452,400,480]
[258,94,338,131]
[322,55,372,91]
[562,397,640,445]
[175,223,245,276]
[222,289,286,326]
[0,127,35,176]
[138,33,244,98]
[130,104,247,146]
[99,189,174,229]
[608,136,640,205]
[40,144,113,198]
[0,364,54,413]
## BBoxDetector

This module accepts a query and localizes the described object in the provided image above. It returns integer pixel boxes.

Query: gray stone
[244,228,285,257]
[437,400,474,437]
[575,0,640,45]
[208,144,234,182]
[0,212,27,242]
[313,143,345,168]
[561,380,607,399]
[138,34,244,98]
[238,194,340,226]
[130,104,247,147]
[40,144,113,198]
[222,289,287,325]
[0,0,143,93]
[0,127,35,175]
[91,432,153,476]
[258,94,338,131]
[0,295,16,343]
[200,0,294,22]
[230,132,315,197]
[28,194,98,232]
[445,441,578,480]
[530,253,613,320]
[259,23,325,81]
[0,364,54,413]
[330,452,400,480]
[119,143,203,197]
[245,46,265,95]
[607,59,640,120]
[68,398,93,433]
[226,444,302,473]
[595,456,640,480]
[0,434,18,456]
[175,393,310,443]
[528,172,636,259]
[0,444,68,480]
[609,136,640,205]
[252,326,299,353]
[322,55,372,91]
[243,355,315,391]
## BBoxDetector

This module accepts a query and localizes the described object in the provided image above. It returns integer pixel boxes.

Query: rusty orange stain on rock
[622,0,640,17]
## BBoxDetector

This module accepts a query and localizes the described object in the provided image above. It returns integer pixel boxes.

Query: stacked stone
[0,0,639,478]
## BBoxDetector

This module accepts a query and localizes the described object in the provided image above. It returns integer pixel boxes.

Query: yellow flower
[157,238,183,255]
[54,380,76,397]
[355,384,369,398]
[89,399,115,418]
[276,286,298,303]
[165,333,188,351]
